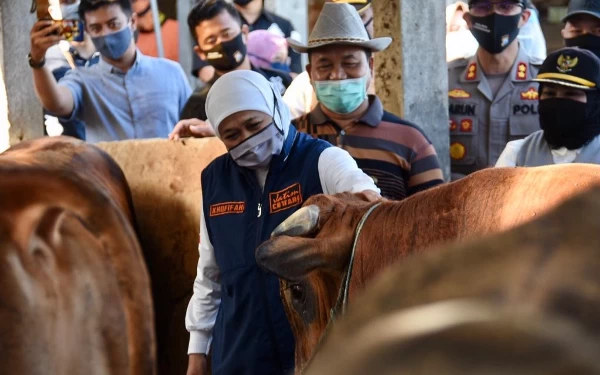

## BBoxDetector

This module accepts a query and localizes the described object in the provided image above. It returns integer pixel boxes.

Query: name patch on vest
[210,202,246,217]
[270,183,303,214]
[449,103,476,116]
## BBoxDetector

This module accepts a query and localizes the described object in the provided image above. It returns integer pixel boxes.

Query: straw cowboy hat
[287,2,392,53]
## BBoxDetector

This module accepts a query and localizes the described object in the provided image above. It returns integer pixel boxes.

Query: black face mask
[233,0,253,6]
[539,94,600,150]
[565,34,600,59]
[470,13,522,54]
[202,32,247,72]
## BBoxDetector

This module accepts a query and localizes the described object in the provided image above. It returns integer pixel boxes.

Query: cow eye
[290,284,305,303]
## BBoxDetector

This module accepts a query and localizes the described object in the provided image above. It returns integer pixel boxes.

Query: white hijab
[205,70,291,139]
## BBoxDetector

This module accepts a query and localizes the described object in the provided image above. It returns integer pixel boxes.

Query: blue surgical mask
[91,26,133,60]
[314,76,368,114]
[271,61,290,72]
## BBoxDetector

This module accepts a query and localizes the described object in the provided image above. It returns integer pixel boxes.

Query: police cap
[562,0,600,23]
[534,47,600,90]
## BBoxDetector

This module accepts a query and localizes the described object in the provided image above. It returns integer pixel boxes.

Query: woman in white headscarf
[184,70,380,375]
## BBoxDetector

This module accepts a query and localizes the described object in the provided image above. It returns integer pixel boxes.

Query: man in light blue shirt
[29,0,191,143]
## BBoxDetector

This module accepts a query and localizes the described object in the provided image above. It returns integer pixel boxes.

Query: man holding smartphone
[29,0,191,143]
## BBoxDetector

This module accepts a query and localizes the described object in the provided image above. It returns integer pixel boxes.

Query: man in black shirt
[171,0,292,139]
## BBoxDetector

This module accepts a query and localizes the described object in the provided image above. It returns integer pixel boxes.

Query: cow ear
[256,236,347,281]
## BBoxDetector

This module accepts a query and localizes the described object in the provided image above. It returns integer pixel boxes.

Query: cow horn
[271,205,320,237]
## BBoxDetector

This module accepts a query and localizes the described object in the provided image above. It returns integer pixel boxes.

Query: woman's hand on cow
[169,118,216,140]
[186,354,208,375]
[30,20,63,62]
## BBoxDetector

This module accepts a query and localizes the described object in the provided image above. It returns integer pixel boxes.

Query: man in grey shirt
[29,0,191,143]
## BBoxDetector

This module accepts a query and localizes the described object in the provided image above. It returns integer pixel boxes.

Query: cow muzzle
[271,205,320,238]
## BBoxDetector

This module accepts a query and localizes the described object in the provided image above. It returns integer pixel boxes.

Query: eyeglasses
[469,1,524,17]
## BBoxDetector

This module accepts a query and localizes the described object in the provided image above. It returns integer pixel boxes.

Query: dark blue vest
[201,126,330,375]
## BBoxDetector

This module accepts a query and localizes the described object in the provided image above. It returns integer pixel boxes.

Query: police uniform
[448,44,543,177]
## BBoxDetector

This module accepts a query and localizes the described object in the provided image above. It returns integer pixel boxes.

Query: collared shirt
[293,96,444,200]
[448,44,542,178]
[180,64,292,121]
[57,51,192,143]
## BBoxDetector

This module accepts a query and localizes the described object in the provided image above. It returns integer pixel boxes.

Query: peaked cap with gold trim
[534,47,600,90]
[287,2,392,53]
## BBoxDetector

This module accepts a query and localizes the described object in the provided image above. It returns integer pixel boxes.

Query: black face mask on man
[565,34,600,59]
[203,32,247,72]
[539,90,600,150]
[469,12,522,54]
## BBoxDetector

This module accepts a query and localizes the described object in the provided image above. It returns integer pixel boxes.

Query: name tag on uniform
[270,183,303,214]
[210,202,246,217]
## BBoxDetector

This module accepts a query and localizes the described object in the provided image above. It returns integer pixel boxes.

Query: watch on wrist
[28,53,46,69]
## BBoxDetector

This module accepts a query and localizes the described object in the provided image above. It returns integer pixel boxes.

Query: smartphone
[53,19,84,42]
[36,0,84,42]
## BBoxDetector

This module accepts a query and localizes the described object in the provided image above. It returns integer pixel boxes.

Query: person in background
[291,3,444,200]
[170,0,292,139]
[44,0,98,139]
[446,1,479,62]
[448,0,542,179]
[517,0,546,61]
[132,0,179,62]
[247,29,291,73]
[193,0,302,84]
[283,0,376,119]
[496,47,600,167]
[562,0,600,58]
[184,70,380,375]
[29,0,191,142]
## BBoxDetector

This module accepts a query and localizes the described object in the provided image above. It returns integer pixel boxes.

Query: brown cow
[0,137,156,374]
[256,164,600,371]
[302,187,600,374]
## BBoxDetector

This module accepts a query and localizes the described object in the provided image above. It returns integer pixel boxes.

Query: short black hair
[188,0,242,42]
[308,49,373,63]
[78,0,133,22]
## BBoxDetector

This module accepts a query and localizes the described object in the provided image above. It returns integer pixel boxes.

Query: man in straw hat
[496,47,600,167]
[283,0,375,118]
[290,2,444,200]
[448,0,542,179]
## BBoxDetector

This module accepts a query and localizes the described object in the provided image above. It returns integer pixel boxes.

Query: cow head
[255,190,381,370]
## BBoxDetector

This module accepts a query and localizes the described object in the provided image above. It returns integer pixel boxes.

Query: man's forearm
[32,66,74,117]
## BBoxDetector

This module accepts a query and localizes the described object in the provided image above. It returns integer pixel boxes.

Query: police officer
[496,47,600,167]
[562,0,600,58]
[448,0,542,179]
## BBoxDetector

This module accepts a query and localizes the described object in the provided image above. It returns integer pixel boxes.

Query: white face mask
[228,123,285,169]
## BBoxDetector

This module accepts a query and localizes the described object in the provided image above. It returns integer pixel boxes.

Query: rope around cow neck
[300,201,382,373]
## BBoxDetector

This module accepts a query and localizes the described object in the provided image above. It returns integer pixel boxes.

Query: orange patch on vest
[210,202,246,217]
[270,183,303,214]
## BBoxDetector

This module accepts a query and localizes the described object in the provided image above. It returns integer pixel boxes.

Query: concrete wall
[0,0,44,149]
[373,0,450,179]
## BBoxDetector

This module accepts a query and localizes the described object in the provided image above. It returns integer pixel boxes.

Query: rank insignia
[450,142,467,160]
[460,119,473,133]
[449,119,458,131]
[466,63,477,80]
[516,62,527,80]
[520,88,539,101]
[448,89,471,99]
